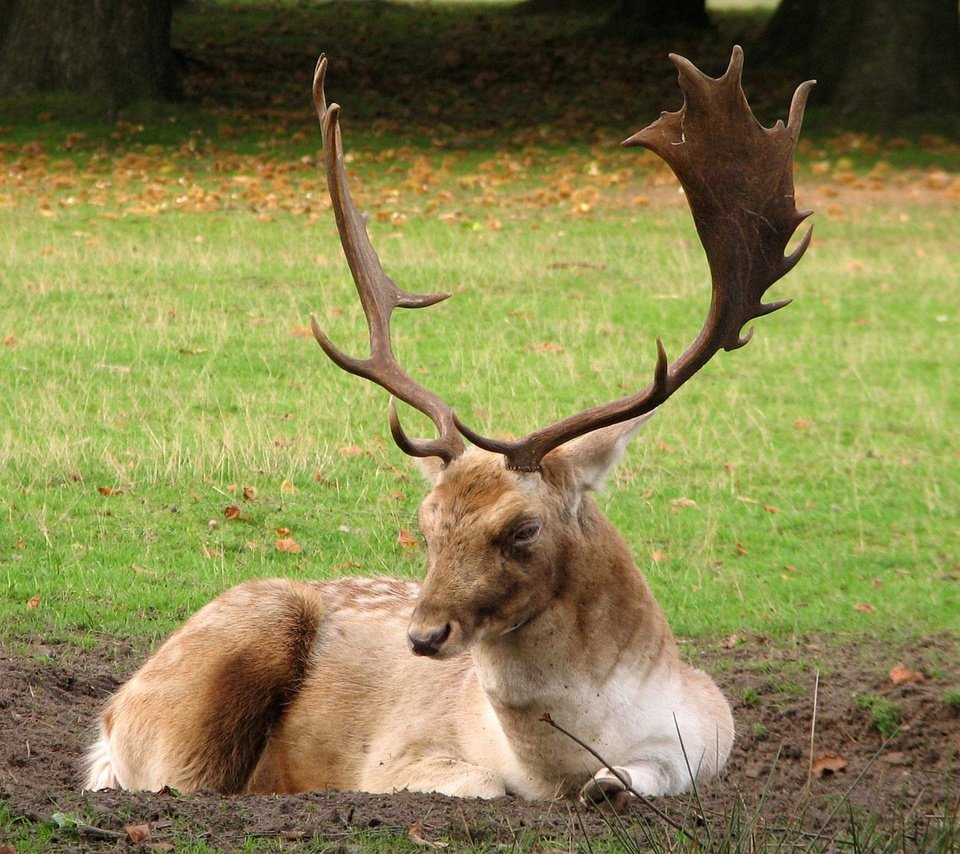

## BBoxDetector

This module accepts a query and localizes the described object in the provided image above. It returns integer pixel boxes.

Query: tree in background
[757,0,960,118]
[0,0,176,114]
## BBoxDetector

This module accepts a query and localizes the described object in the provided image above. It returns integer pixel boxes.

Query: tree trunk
[0,0,175,112]
[758,0,960,118]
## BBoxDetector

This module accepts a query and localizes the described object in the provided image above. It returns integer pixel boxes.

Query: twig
[803,668,820,797]
[539,712,698,843]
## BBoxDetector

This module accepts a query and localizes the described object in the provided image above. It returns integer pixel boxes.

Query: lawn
[1,0,958,850]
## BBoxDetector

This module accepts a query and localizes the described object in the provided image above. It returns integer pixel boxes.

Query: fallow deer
[85,47,813,803]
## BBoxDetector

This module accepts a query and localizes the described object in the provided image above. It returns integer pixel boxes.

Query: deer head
[311,49,813,659]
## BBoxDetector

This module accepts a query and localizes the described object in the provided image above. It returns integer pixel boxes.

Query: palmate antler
[312,48,814,472]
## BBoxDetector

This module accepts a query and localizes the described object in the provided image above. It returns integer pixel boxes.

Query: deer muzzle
[407,622,452,657]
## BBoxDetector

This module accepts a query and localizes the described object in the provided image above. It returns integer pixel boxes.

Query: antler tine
[310,55,465,465]
[458,46,814,472]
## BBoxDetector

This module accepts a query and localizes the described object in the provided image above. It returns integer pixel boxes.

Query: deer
[84,47,813,804]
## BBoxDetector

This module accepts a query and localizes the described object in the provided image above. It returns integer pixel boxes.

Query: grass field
[2,121,958,646]
[1,1,958,849]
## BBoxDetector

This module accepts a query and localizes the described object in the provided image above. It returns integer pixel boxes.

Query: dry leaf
[3,334,17,348]
[98,485,121,496]
[735,541,748,556]
[276,526,291,536]
[397,529,418,549]
[280,479,297,493]
[124,823,152,843]
[853,602,876,613]
[275,537,302,554]
[224,505,241,520]
[670,497,698,511]
[242,485,257,501]
[889,665,924,686]
[811,752,847,777]
[408,820,448,849]
[763,504,781,514]
[650,550,666,563]
[720,634,741,649]
[27,595,41,609]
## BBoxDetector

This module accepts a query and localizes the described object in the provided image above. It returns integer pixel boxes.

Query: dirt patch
[2,634,958,851]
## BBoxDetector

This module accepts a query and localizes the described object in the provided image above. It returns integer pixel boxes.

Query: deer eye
[504,518,542,559]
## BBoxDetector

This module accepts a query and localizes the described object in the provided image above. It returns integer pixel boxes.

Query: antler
[457,46,815,471]
[313,48,813,473]
[310,55,465,465]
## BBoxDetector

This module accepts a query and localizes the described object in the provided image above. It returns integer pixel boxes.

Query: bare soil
[2,633,958,851]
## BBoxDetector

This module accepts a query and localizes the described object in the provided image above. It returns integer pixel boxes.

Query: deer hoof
[580,768,633,811]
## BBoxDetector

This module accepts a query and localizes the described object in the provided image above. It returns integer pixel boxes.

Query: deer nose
[408,623,451,657]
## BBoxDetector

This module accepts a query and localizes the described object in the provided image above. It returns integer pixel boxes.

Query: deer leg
[362,755,506,799]
[580,757,682,805]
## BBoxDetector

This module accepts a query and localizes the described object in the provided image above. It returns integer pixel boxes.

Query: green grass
[2,156,957,642]
[853,694,902,740]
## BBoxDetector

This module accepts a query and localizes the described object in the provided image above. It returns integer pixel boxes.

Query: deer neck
[472,497,677,714]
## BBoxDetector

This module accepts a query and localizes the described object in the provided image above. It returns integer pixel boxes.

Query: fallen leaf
[276,526,291,536]
[224,505,241,520]
[853,602,876,613]
[720,634,740,649]
[811,752,847,777]
[397,529,418,549]
[275,537,302,554]
[889,665,924,686]
[735,541,748,557]
[27,596,41,609]
[650,550,666,563]
[124,823,152,844]
[670,497,698,511]
[280,479,297,493]
[408,820,448,849]
[763,504,781,514]
[242,485,257,501]
[3,334,16,348]
[98,485,122,496]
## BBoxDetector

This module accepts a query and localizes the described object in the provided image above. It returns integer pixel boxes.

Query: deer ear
[560,412,655,492]
[414,455,446,485]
